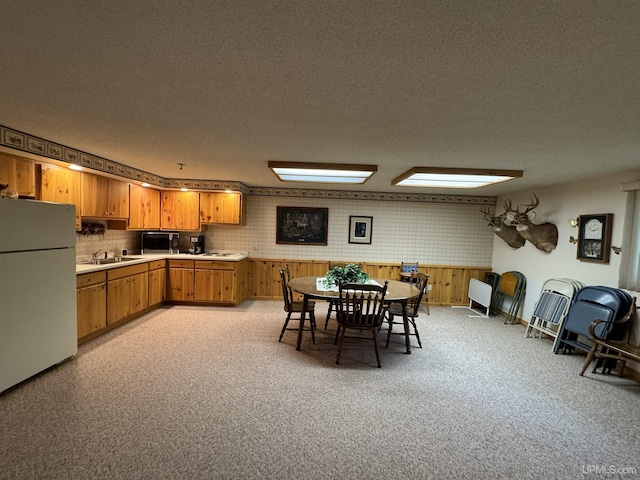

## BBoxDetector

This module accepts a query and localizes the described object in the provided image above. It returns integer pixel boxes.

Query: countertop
[76,252,249,274]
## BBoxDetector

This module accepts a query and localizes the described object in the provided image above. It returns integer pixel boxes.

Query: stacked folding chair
[554,286,634,373]
[491,271,527,324]
[524,278,585,351]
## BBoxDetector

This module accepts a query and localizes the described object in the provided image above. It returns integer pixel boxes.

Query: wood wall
[243,258,492,306]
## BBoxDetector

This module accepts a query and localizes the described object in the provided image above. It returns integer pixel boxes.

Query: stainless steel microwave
[141,232,180,254]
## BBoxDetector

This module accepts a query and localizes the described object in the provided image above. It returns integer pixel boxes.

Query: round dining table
[287,276,420,354]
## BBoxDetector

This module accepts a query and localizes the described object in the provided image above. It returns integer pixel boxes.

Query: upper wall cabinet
[161,191,200,231]
[82,173,129,219]
[0,153,36,197]
[129,184,160,230]
[200,192,245,225]
[38,164,82,231]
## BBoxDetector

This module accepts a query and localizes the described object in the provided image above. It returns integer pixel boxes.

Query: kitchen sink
[96,256,140,264]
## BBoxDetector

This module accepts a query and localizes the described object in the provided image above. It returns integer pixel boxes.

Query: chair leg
[580,344,598,376]
[410,317,422,348]
[279,313,292,342]
[336,327,346,365]
[325,302,334,329]
[385,314,393,347]
[373,330,381,368]
[310,311,316,345]
[334,325,341,345]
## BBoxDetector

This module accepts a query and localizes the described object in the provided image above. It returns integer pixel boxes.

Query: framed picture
[276,206,328,245]
[348,215,373,244]
[577,213,613,263]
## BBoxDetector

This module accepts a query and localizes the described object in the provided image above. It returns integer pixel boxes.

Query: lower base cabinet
[106,264,149,326]
[167,260,195,301]
[194,261,236,303]
[148,260,166,306]
[77,272,107,340]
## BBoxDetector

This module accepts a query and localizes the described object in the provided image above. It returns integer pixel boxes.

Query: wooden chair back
[401,261,419,273]
[279,267,294,312]
[337,282,388,329]
[406,272,428,316]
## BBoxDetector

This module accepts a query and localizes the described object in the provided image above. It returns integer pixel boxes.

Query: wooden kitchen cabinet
[106,263,149,325]
[199,192,245,225]
[76,271,107,341]
[38,164,82,231]
[194,260,236,303]
[167,259,195,301]
[129,184,161,230]
[161,191,200,231]
[0,152,35,197]
[82,172,130,219]
[148,259,166,306]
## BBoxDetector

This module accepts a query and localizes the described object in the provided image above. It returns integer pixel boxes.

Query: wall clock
[577,213,613,263]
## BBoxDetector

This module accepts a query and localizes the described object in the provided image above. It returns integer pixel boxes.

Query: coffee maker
[189,235,205,255]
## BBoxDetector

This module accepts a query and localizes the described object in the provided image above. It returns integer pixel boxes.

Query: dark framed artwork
[276,206,329,245]
[348,215,373,244]
[577,213,613,263]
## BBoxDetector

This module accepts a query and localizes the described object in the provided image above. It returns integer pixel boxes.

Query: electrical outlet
[427,284,432,291]
[253,246,259,250]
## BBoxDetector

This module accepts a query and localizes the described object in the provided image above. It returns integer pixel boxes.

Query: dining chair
[278,267,316,344]
[335,281,388,368]
[386,272,428,348]
[324,261,364,329]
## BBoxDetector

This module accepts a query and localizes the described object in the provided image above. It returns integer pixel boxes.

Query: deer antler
[519,193,539,214]
[503,199,516,213]
[479,206,494,216]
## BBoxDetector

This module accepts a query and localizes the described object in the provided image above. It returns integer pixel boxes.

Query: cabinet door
[108,179,130,218]
[129,272,149,315]
[200,192,242,224]
[161,191,200,231]
[77,283,107,338]
[82,173,110,217]
[107,277,130,325]
[149,268,166,306]
[0,153,35,197]
[167,268,195,301]
[194,268,236,302]
[129,184,160,230]
[213,269,236,302]
[194,269,215,301]
[39,164,82,230]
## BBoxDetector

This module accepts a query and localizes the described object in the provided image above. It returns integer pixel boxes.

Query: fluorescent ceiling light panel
[392,167,523,188]
[268,161,377,184]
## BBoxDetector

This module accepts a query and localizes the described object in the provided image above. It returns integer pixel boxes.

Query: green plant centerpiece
[323,263,369,288]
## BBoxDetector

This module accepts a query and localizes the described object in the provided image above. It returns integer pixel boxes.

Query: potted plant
[323,263,369,288]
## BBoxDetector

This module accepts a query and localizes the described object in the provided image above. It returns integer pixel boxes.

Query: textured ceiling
[1,1,639,196]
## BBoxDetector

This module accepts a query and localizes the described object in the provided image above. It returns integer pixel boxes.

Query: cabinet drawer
[148,259,166,270]
[77,271,107,288]
[107,263,149,281]
[195,260,235,270]
[168,259,195,268]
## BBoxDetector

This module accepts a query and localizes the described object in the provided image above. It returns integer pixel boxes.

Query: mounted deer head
[504,193,558,253]
[480,200,525,249]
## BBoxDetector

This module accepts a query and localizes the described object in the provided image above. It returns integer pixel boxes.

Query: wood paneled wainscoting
[244,259,492,306]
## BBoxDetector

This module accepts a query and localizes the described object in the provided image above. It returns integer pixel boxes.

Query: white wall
[492,170,640,322]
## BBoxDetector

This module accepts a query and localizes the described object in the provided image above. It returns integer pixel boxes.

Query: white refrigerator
[0,199,77,393]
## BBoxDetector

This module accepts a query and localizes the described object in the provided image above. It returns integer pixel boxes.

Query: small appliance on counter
[189,235,205,254]
[141,232,180,254]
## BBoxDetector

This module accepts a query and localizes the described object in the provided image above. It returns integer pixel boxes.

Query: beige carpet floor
[1,301,639,480]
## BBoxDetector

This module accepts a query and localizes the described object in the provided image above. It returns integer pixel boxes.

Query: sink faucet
[91,249,106,264]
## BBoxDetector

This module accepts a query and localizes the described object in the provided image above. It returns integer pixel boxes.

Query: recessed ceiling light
[392,167,523,188]
[268,161,377,184]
